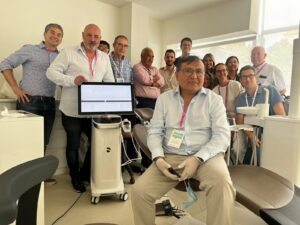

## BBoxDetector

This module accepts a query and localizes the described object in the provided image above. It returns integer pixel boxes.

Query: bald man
[133,47,164,109]
[47,24,114,192]
[251,46,286,95]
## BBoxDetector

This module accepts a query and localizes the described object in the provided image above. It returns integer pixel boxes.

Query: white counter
[262,116,300,187]
[0,99,68,175]
[0,110,44,225]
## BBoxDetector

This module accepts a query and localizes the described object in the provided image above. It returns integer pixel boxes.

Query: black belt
[136,97,156,101]
[29,95,55,101]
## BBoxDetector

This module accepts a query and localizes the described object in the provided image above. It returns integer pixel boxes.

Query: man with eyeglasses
[98,40,110,54]
[133,47,164,108]
[235,65,285,164]
[131,56,235,225]
[109,35,137,172]
[109,35,133,83]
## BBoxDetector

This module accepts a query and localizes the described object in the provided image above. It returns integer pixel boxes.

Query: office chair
[0,155,59,225]
[133,114,300,225]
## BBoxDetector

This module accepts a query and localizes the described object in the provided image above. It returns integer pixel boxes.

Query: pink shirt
[133,62,164,99]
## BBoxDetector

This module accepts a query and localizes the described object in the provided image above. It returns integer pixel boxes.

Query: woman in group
[203,71,216,90]
[212,63,243,118]
[203,53,217,88]
[203,53,215,74]
[226,56,240,82]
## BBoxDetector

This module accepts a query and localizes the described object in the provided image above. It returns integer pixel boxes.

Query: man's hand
[12,86,29,103]
[155,158,179,180]
[246,131,261,148]
[152,74,161,88]
[74,75,87,86]
[178,156,202,181]
[152,74,160,82]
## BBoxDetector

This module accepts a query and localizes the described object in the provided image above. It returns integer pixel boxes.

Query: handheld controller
[168,167,181,178]
[121,118,131,133]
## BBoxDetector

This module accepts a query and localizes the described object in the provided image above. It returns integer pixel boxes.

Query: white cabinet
[0,111,44,225]
[262,116,300,187]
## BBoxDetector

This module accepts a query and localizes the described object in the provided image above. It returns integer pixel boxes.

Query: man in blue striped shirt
[0,23,63,151]
[109,35,133,83]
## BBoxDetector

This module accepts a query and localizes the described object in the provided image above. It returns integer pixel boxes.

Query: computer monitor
[78,82,134,115]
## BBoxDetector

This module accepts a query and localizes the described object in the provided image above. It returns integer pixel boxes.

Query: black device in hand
[168,167,181,178]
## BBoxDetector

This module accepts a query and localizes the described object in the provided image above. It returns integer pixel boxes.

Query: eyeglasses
[240,74,256,79]
[116,43,129,48]
[180,68,204,77]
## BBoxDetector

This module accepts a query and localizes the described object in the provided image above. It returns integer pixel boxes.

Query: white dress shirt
[148,87,230,162]
[47,45,115,117]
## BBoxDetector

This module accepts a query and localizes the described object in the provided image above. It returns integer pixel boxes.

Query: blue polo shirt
[235,85,282,115]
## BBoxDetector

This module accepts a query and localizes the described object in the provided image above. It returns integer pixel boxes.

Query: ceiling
[98,0,230,20]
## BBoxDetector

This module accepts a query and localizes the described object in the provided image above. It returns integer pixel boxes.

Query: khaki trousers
[131,153,235,225]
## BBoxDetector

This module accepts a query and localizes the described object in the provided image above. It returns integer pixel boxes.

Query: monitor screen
[78,82,134,115]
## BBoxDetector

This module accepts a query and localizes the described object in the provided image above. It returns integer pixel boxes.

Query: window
[264,0,300,30]
[172,0,299,95]
[191,40,255,69]
[263,29,298,94]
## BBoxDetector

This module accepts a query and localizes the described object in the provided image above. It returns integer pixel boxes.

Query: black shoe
[71,177,86,193]
[45,178,57,185]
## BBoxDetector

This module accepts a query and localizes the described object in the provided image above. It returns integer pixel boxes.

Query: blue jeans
[16,96,55,151]
[61,113,91,180]
[243,145,261,166]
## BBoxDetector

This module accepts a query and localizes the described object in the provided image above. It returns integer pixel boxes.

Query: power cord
[155,200,187,219]
[172,207,187,219]
[120,132,142,167]
[51,193,83,225]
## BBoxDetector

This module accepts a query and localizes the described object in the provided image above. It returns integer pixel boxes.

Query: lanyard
[179,110,186,128]
[88,53,97,78]
[111,57,124,78]
[255,62,267,76]
[245,86,258,107]
[218,81,229,108]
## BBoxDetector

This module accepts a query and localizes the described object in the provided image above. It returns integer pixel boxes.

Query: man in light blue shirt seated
[235,65,285,165]
[131,56,235,225]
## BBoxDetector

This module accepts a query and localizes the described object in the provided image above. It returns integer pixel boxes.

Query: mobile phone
[168,167,181,178]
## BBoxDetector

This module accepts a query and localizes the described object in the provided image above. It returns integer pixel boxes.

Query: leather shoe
[71,177,86,193]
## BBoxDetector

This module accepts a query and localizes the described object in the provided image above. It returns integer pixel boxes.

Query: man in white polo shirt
[251,46,286,95]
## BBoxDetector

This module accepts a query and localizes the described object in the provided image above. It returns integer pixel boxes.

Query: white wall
[0,0,120,97]
[162,0,252,47]
[118,2,162,67]
[0,0,256,174]
[148,17,163,68]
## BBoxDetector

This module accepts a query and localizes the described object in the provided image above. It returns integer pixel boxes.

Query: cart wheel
[91,196,100,204]
[120,192,128,201]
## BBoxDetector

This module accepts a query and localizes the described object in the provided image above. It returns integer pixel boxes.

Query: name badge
[116,77,124,83]
[168,129,185,149]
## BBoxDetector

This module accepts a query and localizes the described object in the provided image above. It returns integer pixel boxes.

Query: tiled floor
[45,173,267,225]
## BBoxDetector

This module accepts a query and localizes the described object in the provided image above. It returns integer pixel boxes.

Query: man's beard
[166,61,174,67]
[86,43,98,51]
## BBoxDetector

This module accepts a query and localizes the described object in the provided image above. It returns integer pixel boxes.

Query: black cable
[172,206,187,219]
[51,193,83,225]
